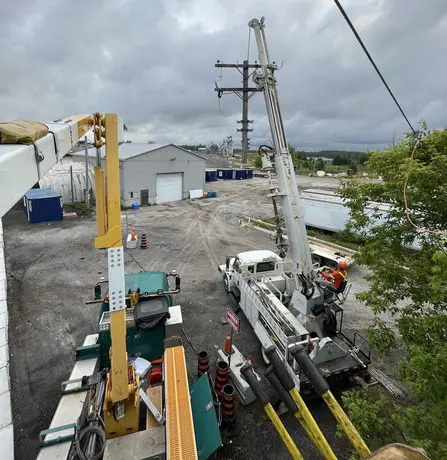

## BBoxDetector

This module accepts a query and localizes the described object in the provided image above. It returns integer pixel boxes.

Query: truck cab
[220,250,284,297]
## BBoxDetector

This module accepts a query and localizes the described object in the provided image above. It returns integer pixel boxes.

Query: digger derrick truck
[219,17,370,390]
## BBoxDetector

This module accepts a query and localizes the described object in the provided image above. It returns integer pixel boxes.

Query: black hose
[75,424,106,460]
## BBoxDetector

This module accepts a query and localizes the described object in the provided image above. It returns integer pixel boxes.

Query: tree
[338,125,447,458]
[315,158,325,171]
[333,154,350,165]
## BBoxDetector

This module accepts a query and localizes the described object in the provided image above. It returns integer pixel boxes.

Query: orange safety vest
[322,269,347,290]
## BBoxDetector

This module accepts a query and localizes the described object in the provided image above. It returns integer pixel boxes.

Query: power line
[332,0,416,134]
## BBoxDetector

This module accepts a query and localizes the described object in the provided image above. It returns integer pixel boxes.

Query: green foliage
[63,202,94,216]
[341,389,405,449]
[315,158,325,171]
[254,154,262,169]
[333,154,351,165]
[339,124,447,458]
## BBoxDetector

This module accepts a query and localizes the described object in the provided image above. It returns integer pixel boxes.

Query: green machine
[98,271,180,368]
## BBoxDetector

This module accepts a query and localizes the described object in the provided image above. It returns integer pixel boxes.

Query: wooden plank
[146,385,163,430]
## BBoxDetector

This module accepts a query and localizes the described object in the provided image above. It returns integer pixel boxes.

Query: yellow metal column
[95,113,122,249]
[95,167,106,238]
[93,113,139,437]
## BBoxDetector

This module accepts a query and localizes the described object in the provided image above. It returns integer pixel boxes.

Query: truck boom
[249,17,313,277]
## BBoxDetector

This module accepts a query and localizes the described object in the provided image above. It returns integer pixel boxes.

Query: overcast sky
[1,0,446,151]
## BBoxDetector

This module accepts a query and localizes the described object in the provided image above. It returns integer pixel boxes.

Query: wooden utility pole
[215,60,263,165]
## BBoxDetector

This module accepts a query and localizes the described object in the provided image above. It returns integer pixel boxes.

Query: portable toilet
[24,188,63,224]
[205,169,218,182]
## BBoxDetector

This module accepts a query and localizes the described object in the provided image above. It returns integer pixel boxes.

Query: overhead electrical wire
[333,1,447,237]
[332,0,416,135]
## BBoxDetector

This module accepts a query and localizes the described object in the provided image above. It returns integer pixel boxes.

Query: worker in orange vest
[320,260,348,294]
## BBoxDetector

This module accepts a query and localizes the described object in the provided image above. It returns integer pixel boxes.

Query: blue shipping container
[24,188,63,224]
[205,169,218,182]
[217,168,233,180]
[235,169,246,180]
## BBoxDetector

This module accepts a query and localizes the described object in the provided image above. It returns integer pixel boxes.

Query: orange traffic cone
[131,228,137,240]
[223,329,233,355]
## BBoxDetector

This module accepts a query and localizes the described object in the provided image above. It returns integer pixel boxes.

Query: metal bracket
[75,343,100,360]
[108,247,126,312]
[139,388,165,425]
[39,423,76,447]
[61,377,85,395]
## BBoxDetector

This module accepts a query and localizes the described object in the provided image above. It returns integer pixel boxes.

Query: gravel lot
[4,176,384,459]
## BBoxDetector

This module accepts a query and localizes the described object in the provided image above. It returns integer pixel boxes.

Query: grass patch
[63,202,94,216]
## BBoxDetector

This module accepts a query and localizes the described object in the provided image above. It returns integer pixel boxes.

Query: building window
[256,261,275,273]
[130,192,134,198]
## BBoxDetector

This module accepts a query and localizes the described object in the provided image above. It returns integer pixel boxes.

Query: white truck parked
[219,18,370,390]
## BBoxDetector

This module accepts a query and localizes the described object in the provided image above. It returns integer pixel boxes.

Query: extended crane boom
[249,17,313,277]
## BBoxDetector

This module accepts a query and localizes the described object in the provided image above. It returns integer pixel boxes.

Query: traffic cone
[215,360,229,399]
[197,351,209,377]
[140,233,148,249]
[222,384,236,425]
[223,330,233,356]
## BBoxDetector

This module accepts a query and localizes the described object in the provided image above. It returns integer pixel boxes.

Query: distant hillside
[299,150,364,159]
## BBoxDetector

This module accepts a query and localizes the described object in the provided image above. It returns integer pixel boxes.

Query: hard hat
[338,260,348,270]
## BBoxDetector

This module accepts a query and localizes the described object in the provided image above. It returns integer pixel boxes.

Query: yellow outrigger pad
[165,345,198,460]
[0,119,48,144]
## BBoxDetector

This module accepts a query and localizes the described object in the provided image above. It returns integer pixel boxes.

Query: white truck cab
[219,250,284,296]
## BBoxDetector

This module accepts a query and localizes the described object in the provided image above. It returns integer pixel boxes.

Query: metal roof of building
[70,143,206,162]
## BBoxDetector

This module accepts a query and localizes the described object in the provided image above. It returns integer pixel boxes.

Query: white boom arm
[249,17,313,276]
[0,115,93,217]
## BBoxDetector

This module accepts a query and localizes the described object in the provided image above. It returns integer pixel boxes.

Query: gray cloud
[1,0,446,150]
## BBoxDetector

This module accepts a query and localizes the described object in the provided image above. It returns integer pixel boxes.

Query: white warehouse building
[67,143,206,206]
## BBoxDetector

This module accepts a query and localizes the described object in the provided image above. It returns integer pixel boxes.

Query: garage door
[156,173,183,203]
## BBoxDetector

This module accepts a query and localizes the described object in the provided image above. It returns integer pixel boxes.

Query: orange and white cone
[223,330,233,355]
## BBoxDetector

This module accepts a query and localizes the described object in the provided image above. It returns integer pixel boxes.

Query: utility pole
[215,60,263,165]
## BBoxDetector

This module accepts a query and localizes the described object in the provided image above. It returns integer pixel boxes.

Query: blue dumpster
[24,188,63,224]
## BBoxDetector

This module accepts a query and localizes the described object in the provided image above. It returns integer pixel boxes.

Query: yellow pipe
[290,388,337,460]
[322,391,370,458]
[264,403,303,460]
